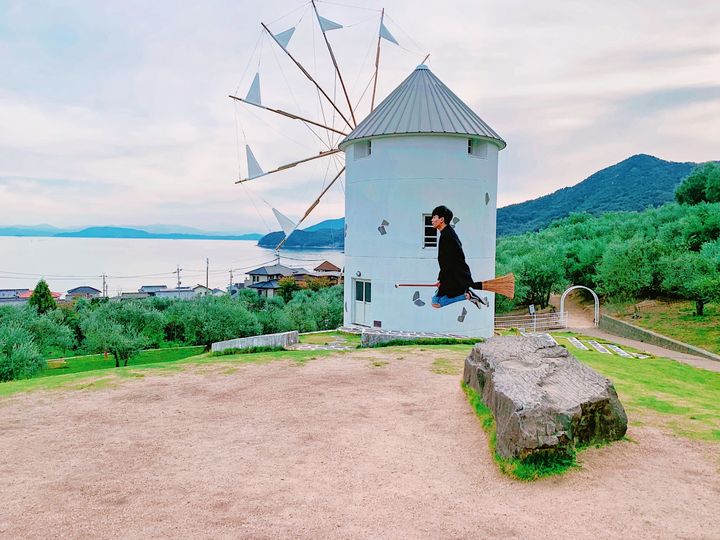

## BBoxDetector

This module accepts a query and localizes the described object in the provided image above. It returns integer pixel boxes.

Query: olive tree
[0,323,45,381]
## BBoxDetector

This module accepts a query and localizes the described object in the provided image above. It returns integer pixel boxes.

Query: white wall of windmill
[342,134,500,337]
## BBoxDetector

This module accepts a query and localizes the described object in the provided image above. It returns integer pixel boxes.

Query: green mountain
[496,154,697,236]
[304,218,344,232]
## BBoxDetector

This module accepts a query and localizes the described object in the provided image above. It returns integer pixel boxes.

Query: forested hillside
[495,202,720,314]
[497,154,697,236]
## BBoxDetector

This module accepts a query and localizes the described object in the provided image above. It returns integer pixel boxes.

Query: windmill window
[423,214,438,248]
[468,138,488,159]
[354,140,371,160]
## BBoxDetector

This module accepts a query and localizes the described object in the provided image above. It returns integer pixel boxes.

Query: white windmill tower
[338,65,506,337]
[232,4,506,337]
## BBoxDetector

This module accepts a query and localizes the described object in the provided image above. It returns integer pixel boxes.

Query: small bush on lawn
[0,323,45,381]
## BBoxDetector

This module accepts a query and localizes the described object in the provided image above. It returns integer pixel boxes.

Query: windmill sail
[274,27,296,48]
[318,15,342,32]
[272,208,298,237]
[245,72,261,105]
[245,145,264,179]
[379,21,398,45]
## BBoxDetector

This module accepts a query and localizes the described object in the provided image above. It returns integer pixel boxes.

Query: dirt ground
[1,350,718,539]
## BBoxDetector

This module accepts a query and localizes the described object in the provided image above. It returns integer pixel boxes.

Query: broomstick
[395,273,515,299]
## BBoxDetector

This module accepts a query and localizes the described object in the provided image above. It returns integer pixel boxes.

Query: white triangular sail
[274,27,296,48]
[272,208,298,237]
[379,21,398,45]
[318,15,343,32]
[245,72,261,105]
[245,145,264,179]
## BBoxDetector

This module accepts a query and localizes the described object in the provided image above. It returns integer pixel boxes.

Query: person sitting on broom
[430,205,487,309]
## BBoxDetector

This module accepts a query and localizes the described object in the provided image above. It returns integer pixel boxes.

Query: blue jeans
[431,291,466,308]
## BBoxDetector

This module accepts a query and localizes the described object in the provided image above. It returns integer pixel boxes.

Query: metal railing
[494,311,567,332]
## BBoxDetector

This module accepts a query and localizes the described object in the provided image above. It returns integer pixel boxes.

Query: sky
[1,0,719,235]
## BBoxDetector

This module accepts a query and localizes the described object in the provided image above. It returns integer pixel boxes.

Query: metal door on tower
[353,279,372,326]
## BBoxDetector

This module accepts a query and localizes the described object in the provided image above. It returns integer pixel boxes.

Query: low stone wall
[211,331,299,353]
[599,315,720,362]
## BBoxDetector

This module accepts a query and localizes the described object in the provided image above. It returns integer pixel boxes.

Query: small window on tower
[423,214,438,248]
[468,138,488,159]
[354,140,372,160]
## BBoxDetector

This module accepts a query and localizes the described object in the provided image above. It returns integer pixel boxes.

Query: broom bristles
[481,273,515,299]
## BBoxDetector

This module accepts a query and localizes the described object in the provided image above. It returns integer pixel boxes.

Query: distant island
[257,226,344,249]
[0,225,262,241]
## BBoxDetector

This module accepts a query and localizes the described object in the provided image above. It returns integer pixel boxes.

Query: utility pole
[174,265,182,288]
[102,274,107,297]
[206,258,209,289]
[228,269,234,290]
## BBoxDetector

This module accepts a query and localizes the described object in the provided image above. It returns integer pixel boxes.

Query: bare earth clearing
[1,350,718,539]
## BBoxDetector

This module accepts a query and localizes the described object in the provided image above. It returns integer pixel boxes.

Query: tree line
[0,286,342,382]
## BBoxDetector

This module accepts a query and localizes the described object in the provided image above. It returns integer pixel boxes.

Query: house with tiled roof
[18,290,61,300]
[0,288,30,305]
[139,285,168,294]
[312,260,343,284]
[244,261,342,297]
[153,287,196,300]
[66,286,101,300]
[314,260,341,273]
[245,263,300,298]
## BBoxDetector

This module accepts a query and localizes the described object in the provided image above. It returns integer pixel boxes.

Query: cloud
[1,0,719,225]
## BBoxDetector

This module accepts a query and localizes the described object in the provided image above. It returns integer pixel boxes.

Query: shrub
[277,277,300,302]
[164,297,262,347]
[28,279,57,314]
[676,162,720,205]
[27,313,76,356]
[0,323,45,381]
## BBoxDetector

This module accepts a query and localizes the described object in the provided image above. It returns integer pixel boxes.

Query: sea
[0,237,344,296]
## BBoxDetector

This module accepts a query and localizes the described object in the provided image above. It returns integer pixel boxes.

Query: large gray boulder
[463,336,627,459]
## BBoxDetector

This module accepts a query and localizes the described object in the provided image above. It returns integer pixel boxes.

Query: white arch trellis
[559,286,600,327]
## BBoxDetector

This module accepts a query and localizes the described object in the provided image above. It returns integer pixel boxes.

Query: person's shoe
[466,288,488,309]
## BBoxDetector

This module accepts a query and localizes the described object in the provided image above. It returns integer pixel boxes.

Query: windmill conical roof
[339,65,505,149]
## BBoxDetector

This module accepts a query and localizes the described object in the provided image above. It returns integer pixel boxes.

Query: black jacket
[437,225,473,297]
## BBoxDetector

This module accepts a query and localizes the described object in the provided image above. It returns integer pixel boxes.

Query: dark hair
[432,205,453,224]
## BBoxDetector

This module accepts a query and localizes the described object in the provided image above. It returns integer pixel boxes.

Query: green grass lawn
[299,331,361,346]
[553,333,720,442]
[607,301,720,354]
[40,346,206,378]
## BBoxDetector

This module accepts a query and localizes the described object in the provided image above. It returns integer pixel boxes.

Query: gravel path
[1,350,718,539]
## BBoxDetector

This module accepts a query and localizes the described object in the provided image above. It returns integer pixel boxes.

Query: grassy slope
[0,348,336,398]
[554,333,720,442]
[41,346,206,377]
[607,301,720,355]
